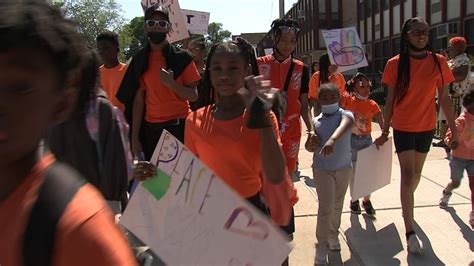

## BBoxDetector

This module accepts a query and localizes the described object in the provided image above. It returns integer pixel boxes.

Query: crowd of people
[0,1,472,265]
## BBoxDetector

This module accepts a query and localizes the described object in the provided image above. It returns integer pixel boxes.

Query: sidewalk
[289,125,474,265]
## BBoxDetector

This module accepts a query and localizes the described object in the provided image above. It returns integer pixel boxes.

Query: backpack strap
[23,163,86,266]
[282,59,295,92]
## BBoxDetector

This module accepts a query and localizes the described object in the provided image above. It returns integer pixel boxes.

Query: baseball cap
[144,4,170,21]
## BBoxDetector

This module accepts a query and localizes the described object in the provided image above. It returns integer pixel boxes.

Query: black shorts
[393,129,435,153]
[280,208,295,236]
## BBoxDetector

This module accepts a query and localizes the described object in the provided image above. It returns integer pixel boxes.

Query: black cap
[144,4,170,21]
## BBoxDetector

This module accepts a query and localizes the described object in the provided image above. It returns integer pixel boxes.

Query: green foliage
[120,16,147,60]
[206,22,231,45]
[63,0,125,46]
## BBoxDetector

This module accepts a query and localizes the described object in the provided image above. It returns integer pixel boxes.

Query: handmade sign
[121,131,292,265]
[141,0,190,43]
[182,9,210,35]
[351,137,393,200]
[322,27,368,72]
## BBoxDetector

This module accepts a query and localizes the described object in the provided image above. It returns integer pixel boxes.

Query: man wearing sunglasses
[117,4,200,161]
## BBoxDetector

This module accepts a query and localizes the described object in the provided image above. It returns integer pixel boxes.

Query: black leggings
[142,119,186,161]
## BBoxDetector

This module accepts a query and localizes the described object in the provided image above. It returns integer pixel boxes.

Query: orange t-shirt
[185,107,281,198]
[342,94,381,135]
[140,51,201,123]
[99,63,128,111]
[0,154,137,266]
[382,53,455,132]
[308,72,346,98]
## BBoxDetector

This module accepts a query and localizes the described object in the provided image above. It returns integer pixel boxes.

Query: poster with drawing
[351,138,393,200]
[141,0,190,43]
[120,131,292,265]
[182,9,210,35]
[322,27,368,73]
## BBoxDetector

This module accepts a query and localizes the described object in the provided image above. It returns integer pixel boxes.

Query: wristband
[382,129,390,135]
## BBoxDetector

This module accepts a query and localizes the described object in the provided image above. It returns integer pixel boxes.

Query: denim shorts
[450,156,474,181]
[351,134,373,162]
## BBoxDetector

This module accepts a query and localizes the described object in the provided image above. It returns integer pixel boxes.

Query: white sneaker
[469,211,474,229]
[407,234,423,254]
[328,238,341,251]
[315,244,328,265]
[439,190,452,208]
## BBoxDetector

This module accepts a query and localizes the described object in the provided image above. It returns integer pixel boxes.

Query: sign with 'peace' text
[120,131,292,265]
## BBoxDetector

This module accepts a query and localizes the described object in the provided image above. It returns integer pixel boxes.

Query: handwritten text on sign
[121,131,291,265]
[141,0,189,43]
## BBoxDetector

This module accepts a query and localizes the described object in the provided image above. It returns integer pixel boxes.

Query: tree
[120,16,147,60]
[63,0,125,46]
[206,22,231,45]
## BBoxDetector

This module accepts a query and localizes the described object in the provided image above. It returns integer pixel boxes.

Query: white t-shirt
[448,53,470,96]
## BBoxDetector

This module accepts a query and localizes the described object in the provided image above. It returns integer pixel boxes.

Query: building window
[382,0,389,11]
[383,39,390,58]
[392,37,401,56]
[374,41,381,58]
[431,1,441,14]
[374,0,380,13]
[365,0,372,17]
[464,18,474,57]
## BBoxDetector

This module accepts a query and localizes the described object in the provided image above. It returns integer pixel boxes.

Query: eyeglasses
[146,20,170,28]
[408,29,429,37]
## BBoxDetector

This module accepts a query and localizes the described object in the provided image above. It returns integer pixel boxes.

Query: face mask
[407,42,427,52]
[321,102,339,114]
[148,32,167,44]
[356,93,369,100]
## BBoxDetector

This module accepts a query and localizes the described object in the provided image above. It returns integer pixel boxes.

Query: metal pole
[280,0,285,18]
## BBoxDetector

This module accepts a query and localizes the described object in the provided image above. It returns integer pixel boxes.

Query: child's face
[275,31,297,58]
[210,51,249,97]
[0,48,76,165]
[319,90,340,105]
[354,78,371,97]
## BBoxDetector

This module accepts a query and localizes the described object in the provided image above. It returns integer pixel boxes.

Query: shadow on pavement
[444,207,474,252]
[344,213,403,265]
[406,222,444,266]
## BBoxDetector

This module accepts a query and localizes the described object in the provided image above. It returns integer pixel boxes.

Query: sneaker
[439,190,452,208]
[469,211,474,229]
[350,200,361,214]
[315,244,328,265]
[328,238,341,251]
[407,234,423,254]
[432,140,447,147]
[362,200,376,216]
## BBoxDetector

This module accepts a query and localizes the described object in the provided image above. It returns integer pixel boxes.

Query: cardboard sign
[141,0,190,43]
[182,9,210,35]
[351,138,392,200]
[121,131,292,265]
[322,27,368,72]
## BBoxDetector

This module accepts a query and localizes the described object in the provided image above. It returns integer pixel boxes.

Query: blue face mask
[321,102,339,114]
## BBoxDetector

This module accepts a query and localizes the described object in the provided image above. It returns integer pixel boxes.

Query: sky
[117,0,299,35]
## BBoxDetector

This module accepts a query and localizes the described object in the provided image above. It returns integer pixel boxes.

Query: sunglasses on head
[278,26,300,34]
[408,29,429,37]
[146,20,170,28]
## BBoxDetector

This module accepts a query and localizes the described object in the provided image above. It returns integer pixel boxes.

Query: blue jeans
[351,134,373,162]
[450,156,474,181]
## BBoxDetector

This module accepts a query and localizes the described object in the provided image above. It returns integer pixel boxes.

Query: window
[374,41,381,58]
[365,0,372,17]
[431,1,441,14]
[382,0,389,11]
[383,40,390,58]
[392,37,400,56]
[374,0,380,13]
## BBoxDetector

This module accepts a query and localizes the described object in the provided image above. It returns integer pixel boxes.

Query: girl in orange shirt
[342,73,384,217]
[376,17,459,254]
[308,54,346,116]
[185,38,296,234]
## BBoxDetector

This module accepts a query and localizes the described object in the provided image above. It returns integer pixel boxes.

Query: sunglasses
[146,20,170,28]
[278,26,300,34]
[408,29,429,37]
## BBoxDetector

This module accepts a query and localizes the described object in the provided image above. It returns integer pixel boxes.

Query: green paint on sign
[141,168,171,200]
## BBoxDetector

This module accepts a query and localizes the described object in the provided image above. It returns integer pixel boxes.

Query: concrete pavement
[289,125,474,265]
